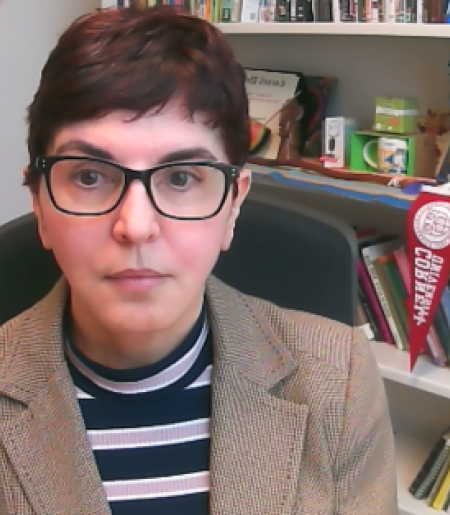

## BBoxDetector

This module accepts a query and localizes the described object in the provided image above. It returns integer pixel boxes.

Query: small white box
[323,117,356,168]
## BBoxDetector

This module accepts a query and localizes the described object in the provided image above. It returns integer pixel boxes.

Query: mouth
[106,269,166,291]
[108,269,164,279]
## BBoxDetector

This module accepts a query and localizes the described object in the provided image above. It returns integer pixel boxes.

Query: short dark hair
[24,6,249,191]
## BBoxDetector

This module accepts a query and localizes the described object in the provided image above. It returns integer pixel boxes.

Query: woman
[0,6,397,514]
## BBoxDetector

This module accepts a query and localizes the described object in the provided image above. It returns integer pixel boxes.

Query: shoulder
[207,275,371,382]
[0,280,67,383]
[0,309,28,363]
[242,293,383,427]
[244,292,364,375]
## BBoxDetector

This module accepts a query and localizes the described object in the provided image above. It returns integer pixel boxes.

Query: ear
[31,186,52,251]
[220,168,251,252]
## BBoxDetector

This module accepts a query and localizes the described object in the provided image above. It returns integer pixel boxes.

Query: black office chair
[214,193,357,325]
[0,196,357,327]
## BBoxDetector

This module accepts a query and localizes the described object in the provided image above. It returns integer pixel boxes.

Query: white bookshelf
[217,22,450,38]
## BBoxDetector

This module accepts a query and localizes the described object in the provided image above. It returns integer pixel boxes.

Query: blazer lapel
[206,277,309,515]
[0,281,110,515]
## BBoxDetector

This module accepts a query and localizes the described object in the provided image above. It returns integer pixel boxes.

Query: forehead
[49,103,227,166]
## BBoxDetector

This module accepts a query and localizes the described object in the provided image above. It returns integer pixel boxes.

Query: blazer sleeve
[333,329,398,514]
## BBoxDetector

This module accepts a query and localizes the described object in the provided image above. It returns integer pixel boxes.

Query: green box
[349,132,379,173]
[349,130,436,177]
[374,97,418,134]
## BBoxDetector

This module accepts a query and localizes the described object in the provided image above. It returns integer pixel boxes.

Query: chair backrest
[214,193,357,325]
[0,196,357,327]
[0,214,61,326]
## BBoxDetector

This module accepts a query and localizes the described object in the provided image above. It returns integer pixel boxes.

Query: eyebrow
[53,140,219,165]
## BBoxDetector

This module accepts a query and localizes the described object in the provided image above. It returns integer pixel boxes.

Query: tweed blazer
[0,276,397,515]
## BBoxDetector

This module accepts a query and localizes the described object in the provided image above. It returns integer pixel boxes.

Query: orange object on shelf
[248,155,436,188]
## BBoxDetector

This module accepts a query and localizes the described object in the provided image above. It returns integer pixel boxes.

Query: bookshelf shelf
[250,164,415,210]
[217,22,450,38]
[372,341,450,401]
[396,434,436,515]
[372,342,450,399]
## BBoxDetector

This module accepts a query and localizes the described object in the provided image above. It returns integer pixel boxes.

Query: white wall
[0,0,100,225]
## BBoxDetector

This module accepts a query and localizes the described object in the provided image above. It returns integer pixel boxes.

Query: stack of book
[410,432,450,511]
[355,229,450,367]
[111,0,450,24]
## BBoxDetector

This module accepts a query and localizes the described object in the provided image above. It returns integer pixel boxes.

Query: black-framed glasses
[32,156,241,220]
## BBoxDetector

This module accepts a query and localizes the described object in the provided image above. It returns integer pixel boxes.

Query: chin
[103,304,174,334]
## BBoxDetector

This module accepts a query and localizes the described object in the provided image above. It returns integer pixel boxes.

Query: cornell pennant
[413,247,442,325]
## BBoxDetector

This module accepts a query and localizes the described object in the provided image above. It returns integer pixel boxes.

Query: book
[356,258,391,343]
[431,459,450,509]
[410,432,450,500]
[361,238,405,350]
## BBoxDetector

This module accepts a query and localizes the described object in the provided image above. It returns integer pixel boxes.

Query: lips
[108,269,163,279]
[105,269,166,292]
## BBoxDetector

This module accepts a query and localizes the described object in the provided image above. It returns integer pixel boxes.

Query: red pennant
[406,186,450,371]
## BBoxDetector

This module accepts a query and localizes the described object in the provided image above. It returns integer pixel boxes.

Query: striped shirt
[65,307,212,515]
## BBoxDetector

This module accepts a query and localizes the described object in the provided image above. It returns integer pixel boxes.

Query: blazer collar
[0,277,306,515]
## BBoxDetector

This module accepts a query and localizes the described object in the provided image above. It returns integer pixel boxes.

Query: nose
[112,181,160,244]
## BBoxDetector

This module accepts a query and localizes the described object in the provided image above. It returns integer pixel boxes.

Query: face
[32,102,251,350]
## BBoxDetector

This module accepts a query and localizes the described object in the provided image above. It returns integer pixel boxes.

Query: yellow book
[432,464,450,510]
[428,451,450,506]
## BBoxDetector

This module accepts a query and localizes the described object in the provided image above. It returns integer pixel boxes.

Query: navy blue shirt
[65,307,212,515]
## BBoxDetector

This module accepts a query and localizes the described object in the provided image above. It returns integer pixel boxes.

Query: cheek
[42,211,107,278]
[163,217,228,275]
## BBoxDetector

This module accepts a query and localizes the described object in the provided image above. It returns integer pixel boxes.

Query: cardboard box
[374,97,418,134]
[349,131,436,177]
[322,117,356,168]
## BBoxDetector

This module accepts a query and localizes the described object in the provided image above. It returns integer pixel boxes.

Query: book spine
[432,456,450,509]
[275,0,291,19]
[385,0,395,20]
[357,259,393,344]
[410,438,446,496]
[362,248,403,350]
[333,0,342,19]
[373,259,407,350]
[240,0,261,21]
[231,0,242,20]
[221,0,234,19]
[427,451,450,506]
[439,285,450,330]
[410,0,417,21]
[415,442,450,500]
[358,286,380,340]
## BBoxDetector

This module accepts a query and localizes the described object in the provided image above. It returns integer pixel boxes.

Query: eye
[76,170,102,187]
[169,171,194,188]
[164,169,200,190]
[152,165,206,193]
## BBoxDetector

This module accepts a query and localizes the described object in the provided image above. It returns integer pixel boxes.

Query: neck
[68,297,203,370]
